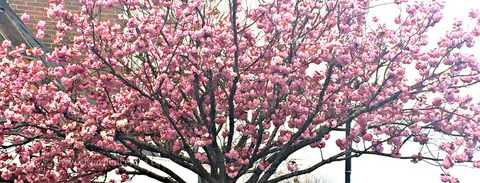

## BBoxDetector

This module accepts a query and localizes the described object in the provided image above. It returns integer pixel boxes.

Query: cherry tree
[1,0,480,182]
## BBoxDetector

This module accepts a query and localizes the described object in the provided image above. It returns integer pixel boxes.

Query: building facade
[7,0,122,49]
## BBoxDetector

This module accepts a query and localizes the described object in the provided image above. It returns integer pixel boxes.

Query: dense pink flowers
[0,0,479,182]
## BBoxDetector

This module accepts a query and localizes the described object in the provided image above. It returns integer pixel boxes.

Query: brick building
[7,0,122,49]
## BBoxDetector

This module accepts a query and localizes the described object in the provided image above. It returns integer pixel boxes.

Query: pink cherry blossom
[1,171,11,180]
[226,149,240,160]
[473,161,480,168]
[443,156,455,169]
[36,20,46,31]
[411,153,422,164]
[1,40,11,48]
[454,138,464,146]
[287,161,299,172]
[469,9,480,18]
[455,153,469,162]
[453,19,463,27]
[21,13,29,21]
[362,134,373,141]
[441,174,459,183]
[36,30,45,39]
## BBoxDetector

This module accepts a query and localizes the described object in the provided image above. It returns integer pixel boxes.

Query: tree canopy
[1,0,480,182]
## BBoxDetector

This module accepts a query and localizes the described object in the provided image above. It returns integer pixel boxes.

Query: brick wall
[8,0,122,49]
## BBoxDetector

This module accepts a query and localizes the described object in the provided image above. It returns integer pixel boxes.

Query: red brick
[8,0,122,50]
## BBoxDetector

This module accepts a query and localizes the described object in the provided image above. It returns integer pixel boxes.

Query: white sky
[123,0,480,182]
